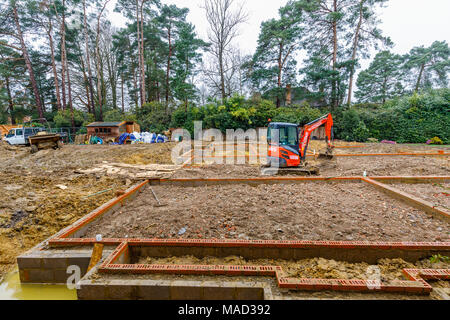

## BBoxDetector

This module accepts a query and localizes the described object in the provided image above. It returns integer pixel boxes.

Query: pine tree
[345,0,391,105]
[296,0,352,108]
[355,50,405,104]
[250,1,303,107]
[404,41,450,92]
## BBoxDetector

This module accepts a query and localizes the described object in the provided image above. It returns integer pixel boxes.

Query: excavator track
[261,165,320,176]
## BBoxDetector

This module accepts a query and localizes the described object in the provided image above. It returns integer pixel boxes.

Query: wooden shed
[0,125,20,137]
[86,121,140,140]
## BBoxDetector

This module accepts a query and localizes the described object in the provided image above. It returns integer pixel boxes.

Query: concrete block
[27,269,54,282]
[53,269,70,283]
[107,285,136,300]
[137,284,171,300]
[293,248,316,260]
[201,247,218,257]
[170,282,204,300]
[143,246,170,258]
[67,257,90,269]
[188,246,208,258]
[168,246,190,257]
[235,287,264,300]
[203,286,236,300]
[278,248,295,260]
[239,247,261,260]
[264,248,280,259]
[19,269,30,282]
[77,284,107,300]
[17,256,42,269]
[42,257,68,269]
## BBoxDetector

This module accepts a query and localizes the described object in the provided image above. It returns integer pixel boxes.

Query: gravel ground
[391,183,450,209]
[83,182,449,242]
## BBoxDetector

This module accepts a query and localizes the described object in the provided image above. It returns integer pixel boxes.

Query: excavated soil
[0,142,175,277]
[138,256,449,283]
[83,182,449,241]
[391,183,450,209]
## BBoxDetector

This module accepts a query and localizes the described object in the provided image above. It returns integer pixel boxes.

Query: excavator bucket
[318,146,335,160]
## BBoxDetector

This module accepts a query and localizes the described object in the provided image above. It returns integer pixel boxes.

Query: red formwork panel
[98,240,448,295]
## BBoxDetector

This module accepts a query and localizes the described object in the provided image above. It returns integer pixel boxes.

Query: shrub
[53,110,94,128]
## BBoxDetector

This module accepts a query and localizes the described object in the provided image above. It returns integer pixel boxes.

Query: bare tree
[95,0,111,121]
[83,0,96,114]
[39,0,62,111]
[11,2,44,120]
[202,0,248,101]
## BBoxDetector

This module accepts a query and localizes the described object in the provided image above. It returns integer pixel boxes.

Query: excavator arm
[299,113,334,160]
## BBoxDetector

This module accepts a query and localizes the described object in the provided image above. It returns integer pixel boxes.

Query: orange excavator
[264,113,334,174]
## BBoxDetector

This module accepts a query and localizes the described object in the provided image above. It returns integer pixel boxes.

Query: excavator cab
[267,123,301,168]
[266,114,334,169]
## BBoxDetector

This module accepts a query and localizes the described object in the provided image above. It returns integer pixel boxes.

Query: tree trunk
[60,1,67,110]
[106,49,117,109]
[139,1,146,106]
[165,26,172,107]
[415,63,425,92]
[156,80,160,102]
[47,16,62,111]
[331,0,338,109]
[12,4,44,120]
[347,0,364,106]
[219,47,226,102]
[96,24,103,121]
[83,0,96,115]
[66,57,75,129]
[64,43,73,115]
[80,55,92,112]
[121,72,125,113]
[135,0,141,108]
[5,76,15,124]
[136,0,146,107]
[95,1,110,121]
[132,64,139,110]
[276,43,283,108]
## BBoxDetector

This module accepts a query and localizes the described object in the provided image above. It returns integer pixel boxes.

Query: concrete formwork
[16,175,450,299]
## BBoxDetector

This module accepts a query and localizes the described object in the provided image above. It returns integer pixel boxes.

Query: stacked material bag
[111,131,168,145]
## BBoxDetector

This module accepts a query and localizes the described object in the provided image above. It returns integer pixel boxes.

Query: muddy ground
[0,142,175,278]
[83,182,449,242]
[0,140,448,282]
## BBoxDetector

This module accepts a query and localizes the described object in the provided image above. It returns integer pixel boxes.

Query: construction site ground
[82,182,449,242]
[0,139,449,296]
[0,142,175,280]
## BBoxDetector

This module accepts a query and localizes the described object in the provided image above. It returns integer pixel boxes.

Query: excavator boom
[299,113,333,160]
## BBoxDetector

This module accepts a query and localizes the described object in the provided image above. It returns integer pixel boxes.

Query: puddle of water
[0,270,77,300]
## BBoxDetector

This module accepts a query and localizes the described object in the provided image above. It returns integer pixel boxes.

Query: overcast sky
[108,0,450,71]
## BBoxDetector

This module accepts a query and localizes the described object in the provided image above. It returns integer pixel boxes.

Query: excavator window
[268,125,298,147]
